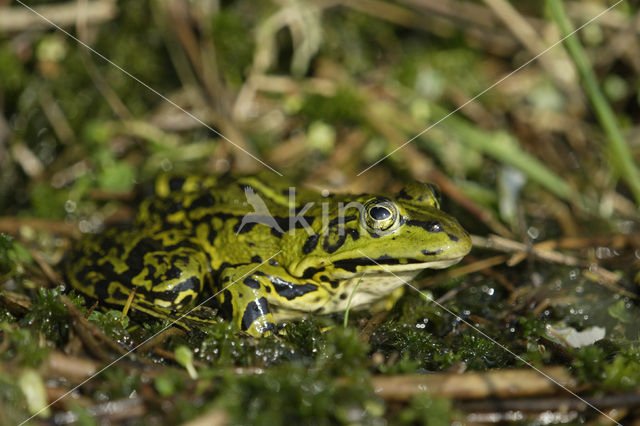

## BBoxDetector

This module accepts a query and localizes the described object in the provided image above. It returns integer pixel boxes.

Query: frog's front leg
[218,266,277,337]
[218,264,333,337]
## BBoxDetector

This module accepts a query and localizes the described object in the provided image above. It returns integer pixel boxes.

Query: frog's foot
[218,268,277,337]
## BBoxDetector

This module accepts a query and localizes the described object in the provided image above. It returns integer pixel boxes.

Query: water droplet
[78,220,91,233]
[527,226,540,239]
[160,158,173,171]
[64,199,76,213]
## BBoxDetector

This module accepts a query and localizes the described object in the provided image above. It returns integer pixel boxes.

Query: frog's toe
[259,322,277,336]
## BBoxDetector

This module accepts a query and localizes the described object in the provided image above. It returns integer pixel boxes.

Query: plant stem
[547,0,640,205]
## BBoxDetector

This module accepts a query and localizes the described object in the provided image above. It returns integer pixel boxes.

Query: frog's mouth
[330,255,463,274]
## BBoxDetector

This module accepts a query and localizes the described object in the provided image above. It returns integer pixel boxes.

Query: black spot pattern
[421,249,442,256]
[269,276,318,300]
[302,266,325,279]
[243,276,261,289]
[168,176,186,191]
[241,297,270,331]
[406,220,442,233]
[302,234,319,254]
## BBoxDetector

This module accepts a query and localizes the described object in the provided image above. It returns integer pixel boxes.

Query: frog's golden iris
[65,174,472,336]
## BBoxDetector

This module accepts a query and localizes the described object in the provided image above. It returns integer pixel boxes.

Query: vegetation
[1,0,639,424]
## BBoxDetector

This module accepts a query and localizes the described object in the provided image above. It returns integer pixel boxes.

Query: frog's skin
[66,173,472,336]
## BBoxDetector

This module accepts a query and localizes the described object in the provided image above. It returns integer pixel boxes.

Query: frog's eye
[362,198,399,234]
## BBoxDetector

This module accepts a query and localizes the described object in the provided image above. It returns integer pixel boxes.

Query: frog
[65,173,472,337]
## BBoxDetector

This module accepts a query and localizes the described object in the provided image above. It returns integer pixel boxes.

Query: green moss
[322,9,400,75]
[299,88,365,125]
[281,317,327,358]
[0,46,25,95]
[189,321,296,367]
[30,182,68,219]
[454,333,511,370]
[211,9,258,87]
[96,367,143,400]
[316,327,370,376]
[602,345,640,390]
[0,233,33,279]
[69,404,99,426]
[397,393,455,426]
[88,309,130,342]
[0,325,49,367]
[21,286,69,345]
[212,361,381,425]
[154,369,186,398]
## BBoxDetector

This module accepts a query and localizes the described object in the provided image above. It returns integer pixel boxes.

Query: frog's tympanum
[66,174,471,336]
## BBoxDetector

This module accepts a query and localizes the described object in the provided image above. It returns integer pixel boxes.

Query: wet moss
[0,233,33,279]
[0,325,50,367]
[210,358,380,425]
[299,88,365,125]
[397,393,456,426]
[21,286,69,345]
[87,309,131,342]
[187,321,297,367]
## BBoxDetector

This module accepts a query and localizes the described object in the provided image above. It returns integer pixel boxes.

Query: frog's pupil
[370,206,391,220]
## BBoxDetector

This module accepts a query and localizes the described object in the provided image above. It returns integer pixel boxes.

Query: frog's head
[289,182,472,283]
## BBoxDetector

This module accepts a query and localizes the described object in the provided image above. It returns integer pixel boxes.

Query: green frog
[65,173,471,336]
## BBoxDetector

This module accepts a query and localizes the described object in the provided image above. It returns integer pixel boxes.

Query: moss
[397,393,455,426]
[69,404,99,426]
[188,321,297,367]
[29,182,69,219]
[281,317,328,358]
[210,8,259,87]
[21,286,69,345]
[602,344,640,389]
[453,333,511,370]
[299,88,365,125]
[211,361,381,425]
[0,325,50,367]
[0,45,25,96]
[154,369,186,398]
[96,367,143,400]
[0,233,33,279]
[88,309,131,343]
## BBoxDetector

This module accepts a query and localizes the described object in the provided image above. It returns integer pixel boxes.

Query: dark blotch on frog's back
[268,276,318,300]
[188,193,216,210]
[152,276,201,305]
[169,176,186,191]
[302,234,319,254]
[234,221,258,234]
